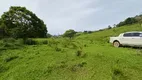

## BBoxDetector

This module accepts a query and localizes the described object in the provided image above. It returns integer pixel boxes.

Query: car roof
[125,31,142,33]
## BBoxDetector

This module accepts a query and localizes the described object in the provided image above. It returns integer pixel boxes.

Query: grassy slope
[0,24,142,80]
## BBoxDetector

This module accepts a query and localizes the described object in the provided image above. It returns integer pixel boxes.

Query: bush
[3,43,13,47]
[55,47,62,52]
[24,38,37,45]
[63,29,76,38]
[2,38,16,43]
[75,49,87,58]
[0,38,23,50]
[48,38,60,47]
[42,40,48,44]
[76,50,82,57]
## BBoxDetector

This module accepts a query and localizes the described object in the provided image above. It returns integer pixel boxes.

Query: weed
[0,64,8,73]
[112,65,128,80]
[75,50,87,58]
[113,68,123,76]
[77,62,87,67]
[4,56,19,62]
[76,50,82,57]
[71,62,87,72]
[71,42,78,49]
[136,49,142,56]
[47,66,53,73]
[55,47,62,52]
[84,44,87,47]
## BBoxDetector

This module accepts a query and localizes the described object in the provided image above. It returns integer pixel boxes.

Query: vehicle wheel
[113,41,120,47]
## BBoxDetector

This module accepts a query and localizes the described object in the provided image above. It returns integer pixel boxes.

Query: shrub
[84,44,87,47]
[71,62,87,72]
[0,38,23,50]
[3,43,13,47]
[55,47,62,52]
[63,29,76,38]
[75,49,87,58]
[42,40,48,44]
[2,38,16,43]
[76,50,82,57]
[48,38,59,46]
[24,38,37,45]
[77,62,87,67]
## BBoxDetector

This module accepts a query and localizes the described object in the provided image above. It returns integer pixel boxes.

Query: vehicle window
[140,33,142,37]
[132,33,141,37]
[123,33,132,37]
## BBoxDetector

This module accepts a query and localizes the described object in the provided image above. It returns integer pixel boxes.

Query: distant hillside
[76,23,142,43]
[74,14,142,42]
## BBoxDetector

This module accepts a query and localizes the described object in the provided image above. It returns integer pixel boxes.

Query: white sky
[0,0,142,34]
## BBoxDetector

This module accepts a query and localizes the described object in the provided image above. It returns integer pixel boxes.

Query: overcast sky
[0,0,142,34]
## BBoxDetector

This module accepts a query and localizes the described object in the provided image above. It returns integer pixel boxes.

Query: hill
[0,24,142,80]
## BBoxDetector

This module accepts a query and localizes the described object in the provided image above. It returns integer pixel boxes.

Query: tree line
[116,14,142,27]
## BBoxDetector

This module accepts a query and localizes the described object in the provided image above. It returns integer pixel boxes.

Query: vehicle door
[121,33,133,45]
[132,33,142,46]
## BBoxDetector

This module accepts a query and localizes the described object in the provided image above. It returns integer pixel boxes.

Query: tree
[124,17,137,25]
[46,33,52,38]
[0,6,47,39]
[116,21,125,27]
[108,25,112,29]
[135,14,142,27]
[63,29,76,38]
[113,24,116,28]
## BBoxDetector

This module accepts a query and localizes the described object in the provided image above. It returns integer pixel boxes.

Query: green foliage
[24,38,37,45]
[0,38,23,50]
[4,56,19,62]
[0,6,47,38]
[55,46,62,52]
[76,50,82,56]
[42,40,48,44]
[0,28,4,39]
[1,23,142,80]
[75,49,87,58]
[117,17,138,27]
[63,29,76,38]
[108,25,112,29]
[0,64,7,73]
[46,33,52,38]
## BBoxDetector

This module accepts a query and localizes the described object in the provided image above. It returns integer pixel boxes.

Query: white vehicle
[110,31,142,47]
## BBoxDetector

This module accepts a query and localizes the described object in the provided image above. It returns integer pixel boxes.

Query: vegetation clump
[4,56,19,62]
[24,38,37,45]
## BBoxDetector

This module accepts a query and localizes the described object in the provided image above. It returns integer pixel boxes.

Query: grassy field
[0,24,142,80]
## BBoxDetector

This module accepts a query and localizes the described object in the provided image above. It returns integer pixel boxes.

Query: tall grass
[0,24,142,80]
